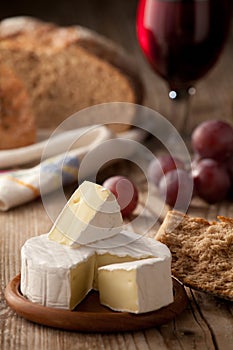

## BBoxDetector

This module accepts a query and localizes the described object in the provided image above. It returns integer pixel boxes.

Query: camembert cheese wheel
[21,231,173,313]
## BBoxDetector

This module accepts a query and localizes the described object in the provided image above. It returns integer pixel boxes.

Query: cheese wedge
[48,181,123,246]
[98,258,174,313]
[89,230,171,289]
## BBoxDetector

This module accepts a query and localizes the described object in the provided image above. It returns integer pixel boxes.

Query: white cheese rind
[89,230,171,259]
[98,258,174,313]
[48,181,123,246]
[21,234,95,309]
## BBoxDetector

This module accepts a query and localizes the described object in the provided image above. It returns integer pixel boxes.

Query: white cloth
[0,126,114,211]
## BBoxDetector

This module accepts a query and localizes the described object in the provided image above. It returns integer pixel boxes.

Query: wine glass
[136,0,232,134]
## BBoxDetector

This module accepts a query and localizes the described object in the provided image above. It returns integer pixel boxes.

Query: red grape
[192,158,231,204]
[191,120,233,161]
[102,176,139,217]
[148,155,185,186]
[158,169,193,208]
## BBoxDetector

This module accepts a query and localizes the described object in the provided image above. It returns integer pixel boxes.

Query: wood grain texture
[0,0,233,349]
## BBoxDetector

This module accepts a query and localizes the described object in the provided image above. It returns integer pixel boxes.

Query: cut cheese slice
[98,258,174,313]
[48,181,123,246]
[89,230,171,289]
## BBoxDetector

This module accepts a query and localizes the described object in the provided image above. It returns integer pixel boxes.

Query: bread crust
[0,17,143,132]
[156,210,233,299]
[0,63,36,150]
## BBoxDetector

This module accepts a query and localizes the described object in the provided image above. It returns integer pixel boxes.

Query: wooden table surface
[0,1,233,349]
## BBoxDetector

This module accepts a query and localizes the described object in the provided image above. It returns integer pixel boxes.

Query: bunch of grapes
[103,120,233,214]
[148,120,233,206]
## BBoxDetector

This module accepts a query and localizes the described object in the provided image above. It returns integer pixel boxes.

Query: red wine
[137,0,232,92]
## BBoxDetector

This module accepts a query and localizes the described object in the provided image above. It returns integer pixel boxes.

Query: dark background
[0,0,139,50]
[0,0,232,73]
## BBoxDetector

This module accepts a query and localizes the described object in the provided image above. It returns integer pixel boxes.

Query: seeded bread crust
[156,210,233,299]
[0,17,143,132]
[0,64,36,150]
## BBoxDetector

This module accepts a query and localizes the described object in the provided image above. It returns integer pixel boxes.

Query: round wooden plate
[5,274,188,333]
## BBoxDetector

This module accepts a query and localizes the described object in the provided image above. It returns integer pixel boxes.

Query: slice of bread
[0,17,143,132]
[0,64,36,150]
[156,210,233,299]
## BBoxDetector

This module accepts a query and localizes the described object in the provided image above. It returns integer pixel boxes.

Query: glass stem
[179,96,191,137]
[167,96,190,138]
[167,85,195,142]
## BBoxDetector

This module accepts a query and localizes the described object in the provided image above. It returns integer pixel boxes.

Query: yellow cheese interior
[48,186,99,244]
[98,268,138,312]
[49,229,74,246]
[69,187,108,225]
[48,181,122,245]
[93,253,138,290]
[69,254,95,309]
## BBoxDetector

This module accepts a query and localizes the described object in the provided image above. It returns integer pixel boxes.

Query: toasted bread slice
[156,210,233,299]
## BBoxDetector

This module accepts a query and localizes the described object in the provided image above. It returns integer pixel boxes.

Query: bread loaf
[0,64,36,150]
[0,17,143,132]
